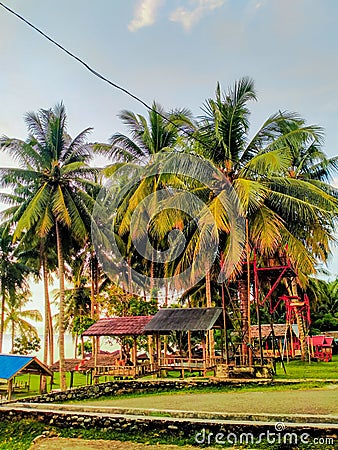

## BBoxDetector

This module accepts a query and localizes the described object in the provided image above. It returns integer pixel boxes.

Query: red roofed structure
[81,316,157,380]
[307,335,334,361]
[82,316,153,337]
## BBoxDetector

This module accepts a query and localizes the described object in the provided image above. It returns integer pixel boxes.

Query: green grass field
[4,354,337,401]
[274,354,338,379]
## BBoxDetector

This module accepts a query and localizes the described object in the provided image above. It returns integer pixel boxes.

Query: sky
[0,0,338,316]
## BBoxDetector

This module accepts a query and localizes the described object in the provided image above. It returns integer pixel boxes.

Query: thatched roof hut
[82,316,153,337]
[250,324,298,339]
[144,307,224,334]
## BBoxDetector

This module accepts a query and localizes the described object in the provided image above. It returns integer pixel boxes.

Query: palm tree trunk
[206,270,212,307]
[205,270,214,358]
[40,242,54,365]
[90,253,100,319]
[127,257,132,293]
[81,335,85,359]
[48,298,54,365]
[94,257,99,319]
[74,334,78,359]
[41,243,50,365]
[90,253,96,357]
[11,319,14,353]
[0,283,6,353]
[55,221,67,391]
[221,283,229,364]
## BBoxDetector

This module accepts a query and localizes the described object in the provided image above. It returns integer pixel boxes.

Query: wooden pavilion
[82,315,157,379]
[0,354,53,400]
[250,324,300,359]
[144,307,224,377]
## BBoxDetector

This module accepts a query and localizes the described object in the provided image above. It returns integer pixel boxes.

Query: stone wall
[16,379,271,404]
[1,407,336,445]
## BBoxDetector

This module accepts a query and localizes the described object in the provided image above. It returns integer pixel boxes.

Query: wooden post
[70,371,74,389]
[188,330,192,363]
[286,333,290,363]
[290,325,295,358]
[94,336,98,369]
[132,336,137,367]
[202,333,206,377]
[310,337,314,359]
[205,331,209,368]
[156,333,161,364]
[7,379,12,401]
[148,335,153,364]
[94,336,99,383]
[164,336,168,361]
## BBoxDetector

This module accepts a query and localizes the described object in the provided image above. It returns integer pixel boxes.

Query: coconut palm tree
[97,101,194,165]
[63,251,92,357]
[94,102,194,296]
[0,102,100,389]
[0,225,33,352]
[192,77,337,361]
[0,184,59,365]
[4,292,42,353]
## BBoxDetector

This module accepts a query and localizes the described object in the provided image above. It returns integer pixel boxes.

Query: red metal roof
[82,315,154,336]
[307,335,333,347]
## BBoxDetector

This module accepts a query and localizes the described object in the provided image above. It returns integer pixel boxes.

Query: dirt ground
[30,438,221,450]
[75,385,338,416]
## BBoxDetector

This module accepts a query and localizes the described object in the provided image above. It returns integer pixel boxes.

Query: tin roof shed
[0,354,52,381]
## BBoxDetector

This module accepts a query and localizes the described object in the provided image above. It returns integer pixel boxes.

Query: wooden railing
[159,356,223,370]
[94,362,158,378]
[94,356,225,378]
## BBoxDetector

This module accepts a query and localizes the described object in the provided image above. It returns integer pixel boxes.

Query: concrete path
[3,403,338,431]
[13,401,338,425]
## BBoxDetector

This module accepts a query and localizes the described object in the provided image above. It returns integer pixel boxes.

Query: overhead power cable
[0,2,154,113]
[0,1,294,182]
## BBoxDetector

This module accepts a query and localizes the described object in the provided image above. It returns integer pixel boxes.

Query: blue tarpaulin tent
[0,354,34,380]
[0,354,52,400]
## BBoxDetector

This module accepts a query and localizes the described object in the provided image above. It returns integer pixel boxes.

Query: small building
[144,307,224,377]
[0,354,53,400]
[250,324,300,359]
[82,315,156,379]
[323,331,338,354]
[307,335,334,362]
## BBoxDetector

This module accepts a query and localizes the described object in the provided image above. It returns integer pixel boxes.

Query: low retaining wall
[1,406,337,446]
[17,379,272,404]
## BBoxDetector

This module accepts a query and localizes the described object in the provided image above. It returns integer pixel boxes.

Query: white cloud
[128,0,164,32]
[170,0,225,32]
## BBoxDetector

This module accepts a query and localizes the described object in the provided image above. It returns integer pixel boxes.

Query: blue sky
[0,0,338,281]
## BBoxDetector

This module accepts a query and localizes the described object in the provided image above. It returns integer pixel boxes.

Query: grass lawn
[5,355,337,401]
[0,418,334,450]
[3,371,89,400]
[2,359,338,449]
[274,354,338,379]
[0,419,211,450]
